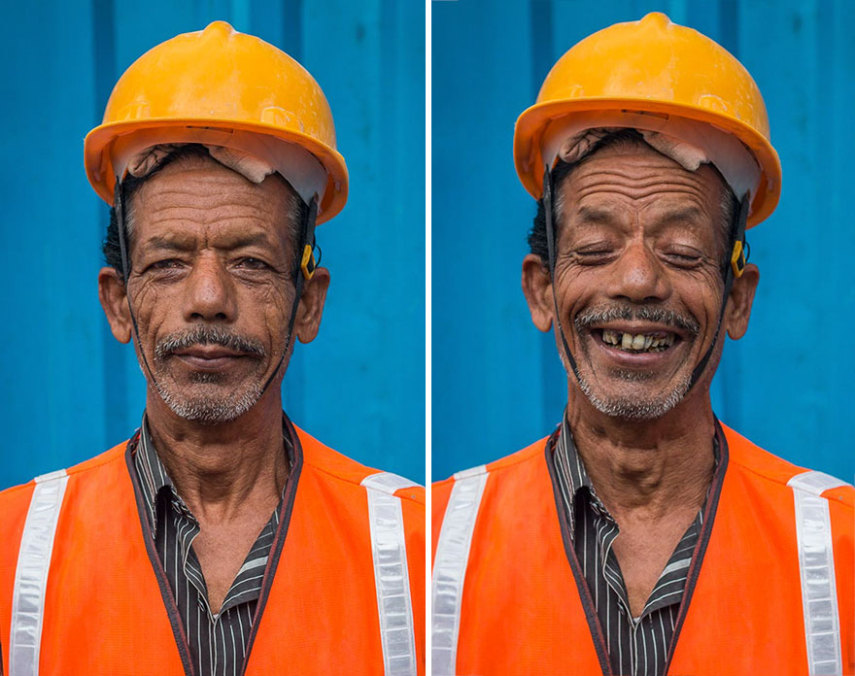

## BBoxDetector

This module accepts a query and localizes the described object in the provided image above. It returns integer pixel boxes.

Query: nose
[607,238,672,303]
[182,254,238,322]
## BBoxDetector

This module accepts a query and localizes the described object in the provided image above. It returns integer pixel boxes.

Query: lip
[586,324,687,367]
[172,347,250,370]
[590,322,688,341]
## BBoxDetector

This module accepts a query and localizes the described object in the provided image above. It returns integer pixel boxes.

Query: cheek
[128,280,172,330]
[244,282,294,334]
[675,272,725,328]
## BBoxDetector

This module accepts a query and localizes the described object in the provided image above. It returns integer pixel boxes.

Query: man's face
[523,142,757,420]
[99,154,328,424]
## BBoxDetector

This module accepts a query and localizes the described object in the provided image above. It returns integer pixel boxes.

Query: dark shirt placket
[553,416,719,676]
[133,416,292,676]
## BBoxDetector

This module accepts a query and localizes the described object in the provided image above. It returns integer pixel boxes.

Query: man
[0,22,423,675]
[432,13,852,676]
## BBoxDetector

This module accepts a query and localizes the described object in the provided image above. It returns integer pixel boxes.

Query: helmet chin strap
[113,178,319,406]
[257,195,318,398]
[541,165,749,398]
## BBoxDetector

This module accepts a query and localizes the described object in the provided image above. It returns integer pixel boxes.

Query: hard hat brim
[84,118,349,224]
[514,97,782,228]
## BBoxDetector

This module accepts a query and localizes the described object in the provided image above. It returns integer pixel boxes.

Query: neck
[566,388,716,520]
[144,387,288,522]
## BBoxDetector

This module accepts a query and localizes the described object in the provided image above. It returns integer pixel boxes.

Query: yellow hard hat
[84,21,348,224]
[514,12,781,227]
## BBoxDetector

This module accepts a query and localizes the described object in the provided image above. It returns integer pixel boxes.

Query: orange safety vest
[432,424,854,675]
[0,426,424,675]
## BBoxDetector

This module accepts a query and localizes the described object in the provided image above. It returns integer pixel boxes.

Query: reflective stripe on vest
[361,472,419,676]
[431,465,488,676]
[9,469,69,676]
[788,470,849,675]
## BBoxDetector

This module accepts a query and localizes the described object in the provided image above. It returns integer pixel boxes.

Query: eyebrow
[575,206,618,224]
[656,206,705,225]
[141,232,275,252]
[574,205,706,227]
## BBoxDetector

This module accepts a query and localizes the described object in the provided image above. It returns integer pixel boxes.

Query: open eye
[235,257,271,271]
[148,258,185,271]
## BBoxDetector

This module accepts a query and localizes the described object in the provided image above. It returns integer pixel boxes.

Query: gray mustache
[574,305,700,336]
[154,327,266,360]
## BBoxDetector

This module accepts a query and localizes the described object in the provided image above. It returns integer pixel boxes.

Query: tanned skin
[99,155,330,613]
[522,142,759,615]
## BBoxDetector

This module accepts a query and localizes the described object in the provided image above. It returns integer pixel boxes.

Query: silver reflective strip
[9,469,69,676]
[362,472,419,676]
[431,465,488,676]
[788,470,849,675]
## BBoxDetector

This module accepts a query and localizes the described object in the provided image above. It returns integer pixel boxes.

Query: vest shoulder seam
[436,437,549,486]
[306,461,425,505]
[731,456,854,509]
[64,443,128,478]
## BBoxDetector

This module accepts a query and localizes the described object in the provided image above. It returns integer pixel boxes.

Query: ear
[522,254,555,333]
[725,263,759,340]
[295,267,330,344]
[98,267,133,344]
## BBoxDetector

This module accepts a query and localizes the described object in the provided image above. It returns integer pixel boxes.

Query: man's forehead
[561,144,726,210]
[128,154,297,242]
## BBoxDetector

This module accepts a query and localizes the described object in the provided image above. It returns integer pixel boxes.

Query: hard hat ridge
[514,12,782,227]
[84,21,348,224]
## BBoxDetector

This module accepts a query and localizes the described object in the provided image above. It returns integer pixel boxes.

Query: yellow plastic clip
[300,244,316,280]
[730,240,745,278]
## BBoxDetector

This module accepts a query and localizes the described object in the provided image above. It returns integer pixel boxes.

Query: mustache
[154,327,266,360]
[574,305,700,336]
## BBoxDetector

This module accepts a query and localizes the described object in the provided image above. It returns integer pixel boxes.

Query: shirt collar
[132,412,297,536]
[552,412,722,538]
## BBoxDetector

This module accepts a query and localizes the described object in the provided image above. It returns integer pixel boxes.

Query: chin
[577,374,691,421]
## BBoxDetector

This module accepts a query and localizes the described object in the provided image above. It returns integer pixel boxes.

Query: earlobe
[522,254,555,333]
[725,263,759,340]
[98,267,133,344]
[295,267,330,344]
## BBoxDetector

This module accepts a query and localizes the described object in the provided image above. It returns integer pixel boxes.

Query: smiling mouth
[599,329,677,353]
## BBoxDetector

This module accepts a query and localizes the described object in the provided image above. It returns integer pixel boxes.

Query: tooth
[665,334,675,346]
[632,334,645,350]
[603,329,617,345]
[643,336,653,350]
[622,333,633,349]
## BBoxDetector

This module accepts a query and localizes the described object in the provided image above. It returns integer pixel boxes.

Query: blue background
[0,0,425,488]
[432,0,855,482]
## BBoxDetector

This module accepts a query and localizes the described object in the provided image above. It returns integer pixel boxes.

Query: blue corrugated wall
[433,0,855,481]
[0,0,425,488]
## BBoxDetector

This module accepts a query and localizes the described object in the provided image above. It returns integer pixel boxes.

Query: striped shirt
[132,416,294,676]
[552,416,720,676]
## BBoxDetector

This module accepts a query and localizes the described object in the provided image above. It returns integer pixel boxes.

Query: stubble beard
[565,303,699,421]
[571,358,692,420]
[146,326,270,425]
[153,377,265,425]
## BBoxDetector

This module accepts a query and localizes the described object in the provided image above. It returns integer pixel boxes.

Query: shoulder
[433,436,551,490]
[0,442,129,500]
[432,435,551,527]
[722,424,854,511]
[295,426,424,506]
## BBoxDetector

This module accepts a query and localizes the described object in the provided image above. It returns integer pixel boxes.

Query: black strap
[686,192,750,390]
[257,195,318,397]
[543,166,584,384]
[115,179,161,390]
